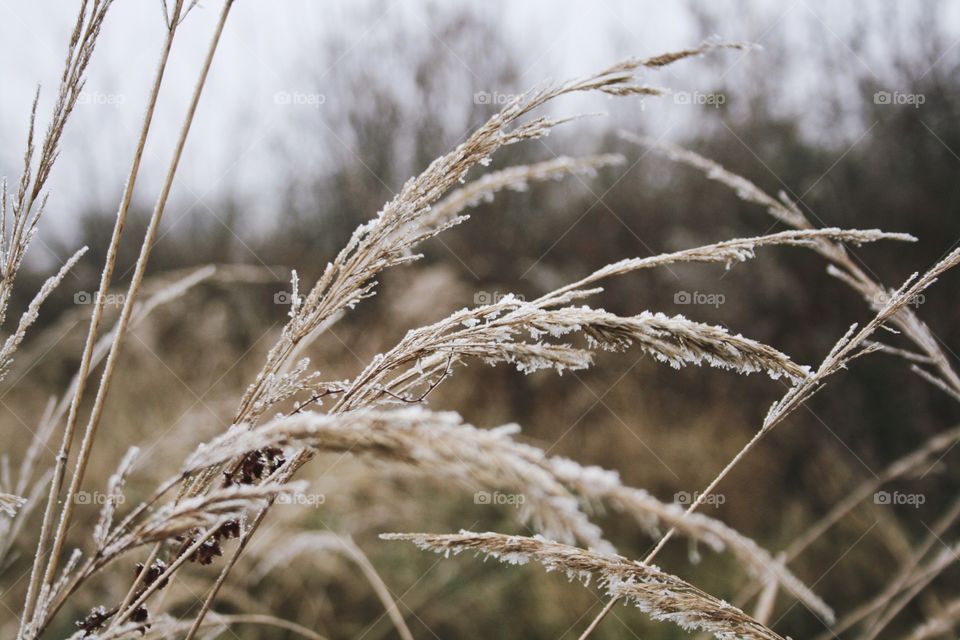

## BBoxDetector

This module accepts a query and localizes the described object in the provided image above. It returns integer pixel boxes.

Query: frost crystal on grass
[383,531,787,640]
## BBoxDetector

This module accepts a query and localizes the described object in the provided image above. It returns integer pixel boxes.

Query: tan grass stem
[36,0,235,630]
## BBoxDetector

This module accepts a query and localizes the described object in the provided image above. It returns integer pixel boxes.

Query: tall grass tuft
[0,6,957,640]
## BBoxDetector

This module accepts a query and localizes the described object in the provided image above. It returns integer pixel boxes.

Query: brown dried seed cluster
[178,519,243,566]
[222,447,286,487]
[75,606,109,635]
[75,560,169,635]
[179,445,284,567]
[134,559,169,592]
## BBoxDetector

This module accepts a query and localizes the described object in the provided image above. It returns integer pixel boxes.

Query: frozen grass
[0,3,958,639]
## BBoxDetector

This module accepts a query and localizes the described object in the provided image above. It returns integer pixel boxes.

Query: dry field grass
[1,2,959,639]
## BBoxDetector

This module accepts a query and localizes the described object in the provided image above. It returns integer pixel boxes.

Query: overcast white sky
[1,0,957,260]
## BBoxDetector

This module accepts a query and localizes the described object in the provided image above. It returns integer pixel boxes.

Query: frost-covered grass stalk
[0,9,957,640]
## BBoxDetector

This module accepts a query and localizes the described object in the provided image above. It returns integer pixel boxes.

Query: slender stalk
[23,5,183,627]
[813,496,960,640]
[185,523,415,640]
[183,506,271,640]
[179,613,327,639]
[182,443,321,639]
[340,538,416,640]
[753,573,780,625]
[629,134,960,398]
[112,520,231,628]
[580,425,770,637]
[861,547,959,640]
[109,544,161,631]
[180,441,314,639]
[577,248,960,638]
[17,0,125,630]
[33,475,183,636]
[577,599,618,640]
[36,0,234,622]
[733,425,960,609]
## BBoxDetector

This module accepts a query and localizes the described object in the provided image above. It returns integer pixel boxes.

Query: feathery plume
[906,597,960,640]
[186,409,608,550]
[336,300,809,412]
[382,530,786,640]
[105,482,305,558]
[1,492,27,518]
[93,448,140,550]
[423,154,625,230]
[235,43,748,424]
[0,246,87,381]
[185,407,827,616]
